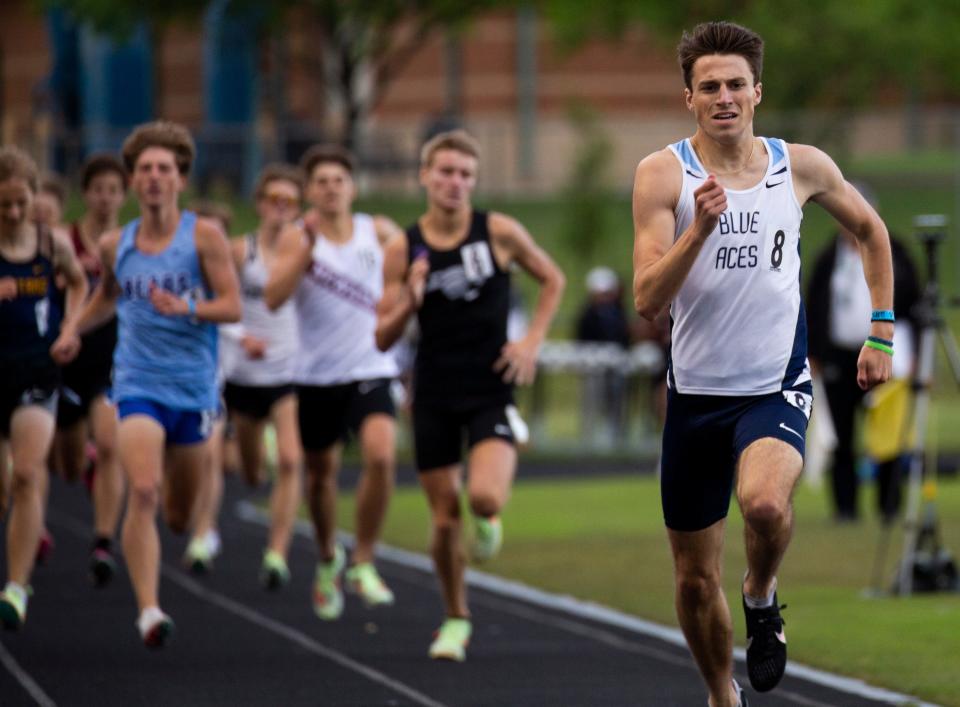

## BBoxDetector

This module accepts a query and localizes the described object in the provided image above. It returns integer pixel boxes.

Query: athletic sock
[743,576,777,609]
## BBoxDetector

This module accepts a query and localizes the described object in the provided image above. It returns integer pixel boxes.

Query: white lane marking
[237,501,940,707]
[46,508,446,707]
[161,568,448,707]
[0,640,58,707]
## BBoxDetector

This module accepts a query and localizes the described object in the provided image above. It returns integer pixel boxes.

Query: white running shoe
[137,606,175,649]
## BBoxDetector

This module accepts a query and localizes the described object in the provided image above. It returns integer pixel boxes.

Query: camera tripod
[891,215,960,595]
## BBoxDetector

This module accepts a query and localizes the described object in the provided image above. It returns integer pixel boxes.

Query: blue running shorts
[117,398,216,445]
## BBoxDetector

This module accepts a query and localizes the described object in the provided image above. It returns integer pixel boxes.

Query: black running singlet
[0,226,62,373]
[406,210,513,407]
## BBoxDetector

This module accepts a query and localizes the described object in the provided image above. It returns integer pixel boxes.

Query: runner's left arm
[49,229,89,364]
[489,212,566,385]
[793,144,893,390]
[150,218,241,322]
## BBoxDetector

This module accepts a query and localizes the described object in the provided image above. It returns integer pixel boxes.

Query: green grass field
[332,472,960,706]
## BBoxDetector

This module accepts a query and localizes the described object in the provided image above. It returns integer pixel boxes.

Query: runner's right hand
[692,175,726,238]
[407,254,430,310]
[241,334,268,360]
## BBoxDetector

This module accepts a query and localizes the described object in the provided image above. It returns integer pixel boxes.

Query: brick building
[0,2,948,195]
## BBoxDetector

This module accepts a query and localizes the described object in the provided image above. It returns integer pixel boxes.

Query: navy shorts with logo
[413,399,517,471]
[660,382,813,532]
[297,378,395,452]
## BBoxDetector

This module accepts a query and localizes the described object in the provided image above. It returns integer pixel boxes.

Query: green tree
[559,103,614,265]
[44,0,510,148]
[539,0,960,109]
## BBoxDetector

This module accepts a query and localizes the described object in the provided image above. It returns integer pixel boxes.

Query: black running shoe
[90,547,117,587]
[743,593,787,692]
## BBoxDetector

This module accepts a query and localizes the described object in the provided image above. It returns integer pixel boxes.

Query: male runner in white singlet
[202,164,304,588]
[632,22,894,707]
[265,145,402,620]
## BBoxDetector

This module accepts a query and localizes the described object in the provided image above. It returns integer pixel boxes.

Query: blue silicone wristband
[871,309,895,322]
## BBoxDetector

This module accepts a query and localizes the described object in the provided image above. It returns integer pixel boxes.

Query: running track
[0,475,936,706]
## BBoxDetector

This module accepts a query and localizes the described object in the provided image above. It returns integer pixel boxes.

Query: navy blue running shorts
[660,382,813,532]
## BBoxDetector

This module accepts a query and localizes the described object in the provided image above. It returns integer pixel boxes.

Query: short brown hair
[81,153,128,191]
[191,199,234,233]
[39,172,67,205]
[0,146,39,193]
[122,120,196,176]
[254,163,304,200]
[420,129,481,168]
[677,21,764,90]
[300,144,355,180]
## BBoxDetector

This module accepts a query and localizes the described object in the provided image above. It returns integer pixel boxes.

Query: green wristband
[864,339,894,356]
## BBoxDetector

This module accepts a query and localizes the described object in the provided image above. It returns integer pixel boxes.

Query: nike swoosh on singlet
[765,180,784,188]
[779,422,803,440]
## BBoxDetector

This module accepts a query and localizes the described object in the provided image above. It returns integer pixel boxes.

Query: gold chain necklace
[691,137,756,176]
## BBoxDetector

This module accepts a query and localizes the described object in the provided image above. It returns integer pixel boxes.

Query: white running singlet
[223,234,298,386]
[667,137,810,396]
[294,213,398,385]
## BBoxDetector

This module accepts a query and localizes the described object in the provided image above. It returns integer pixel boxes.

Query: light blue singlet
[112,211,218,410]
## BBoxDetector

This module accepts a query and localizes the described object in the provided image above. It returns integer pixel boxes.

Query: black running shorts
[1,367,60,438]
[223,382,295,421]
[412,400,517,471]
[296,378,395,452]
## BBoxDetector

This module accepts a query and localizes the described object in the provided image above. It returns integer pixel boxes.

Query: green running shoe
[312,544,346,620]
[183,530,221,575]
[470,515,503,562]
[428,617,472,661]
[346,562,395,608]
[260,550,290,590]
[0,584,27,631]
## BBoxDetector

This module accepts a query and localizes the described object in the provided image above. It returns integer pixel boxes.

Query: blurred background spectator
[806,182,921,522]
[576,267,630,448]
